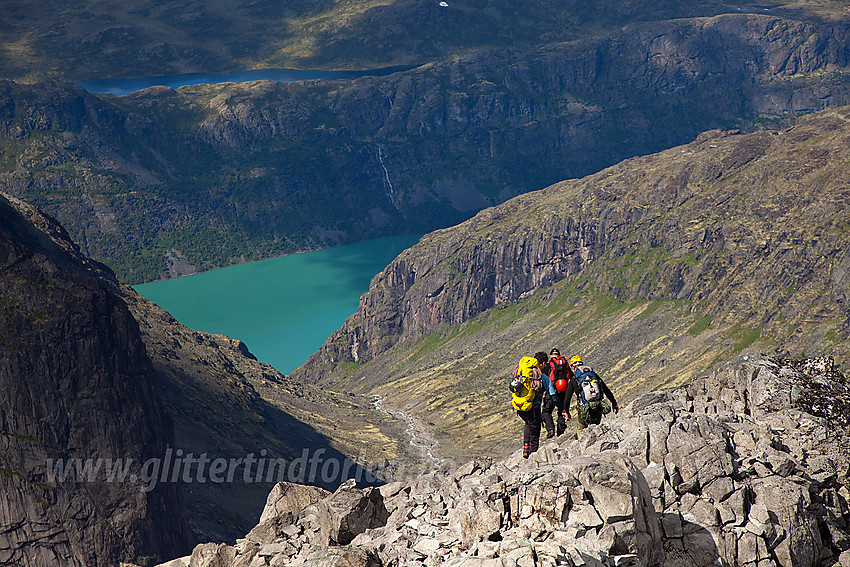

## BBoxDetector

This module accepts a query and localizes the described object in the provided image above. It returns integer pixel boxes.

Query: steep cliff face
[298,106,850,384]
[0,193,192,565]
[3,13,850,282]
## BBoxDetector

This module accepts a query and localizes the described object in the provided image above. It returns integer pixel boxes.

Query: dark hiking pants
[542,393,567,436]
[517,407,541,457]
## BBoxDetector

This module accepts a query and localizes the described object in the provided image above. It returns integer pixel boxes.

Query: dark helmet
[550,348,560,356]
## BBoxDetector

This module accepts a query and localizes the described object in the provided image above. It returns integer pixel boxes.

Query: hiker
[564,355,619,433]
[509,355,544,458]
[534,351,563,439]
[543,348,571,436]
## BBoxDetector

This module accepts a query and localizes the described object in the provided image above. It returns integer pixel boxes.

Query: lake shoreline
[79,64,420,96]
[137,235,422,285]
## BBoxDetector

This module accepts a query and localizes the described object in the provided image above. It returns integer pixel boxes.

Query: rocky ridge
[156,355,850,567]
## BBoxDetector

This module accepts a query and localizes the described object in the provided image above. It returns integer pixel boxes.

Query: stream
[370,395,444,472]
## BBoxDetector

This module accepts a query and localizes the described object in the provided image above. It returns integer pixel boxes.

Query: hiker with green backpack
[563,355,619,433]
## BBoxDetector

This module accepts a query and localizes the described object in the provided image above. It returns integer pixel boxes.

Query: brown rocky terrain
[122,286,420,543]
[295,105,850,458]
[3,0,848,83]
[157,355,850,567]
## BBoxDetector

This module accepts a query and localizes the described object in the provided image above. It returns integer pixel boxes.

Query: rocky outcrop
[0,192,193,565]
[158,355,850,567]
[0,187,419,559]
[297,105,850,381]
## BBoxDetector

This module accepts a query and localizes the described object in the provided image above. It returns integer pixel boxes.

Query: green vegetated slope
[2,0,847,82]
[298,105,850,459]
[4,9,850,283]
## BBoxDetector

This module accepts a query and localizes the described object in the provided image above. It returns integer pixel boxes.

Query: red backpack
[550,355,570,382]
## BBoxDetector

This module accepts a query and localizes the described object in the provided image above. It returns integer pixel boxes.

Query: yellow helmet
[569,355,583,366]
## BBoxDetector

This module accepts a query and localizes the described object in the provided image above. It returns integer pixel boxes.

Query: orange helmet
[569,355,583,366]
[555,378,568,392]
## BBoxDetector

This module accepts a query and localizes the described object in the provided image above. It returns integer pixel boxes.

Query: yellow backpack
[509,356,539,411]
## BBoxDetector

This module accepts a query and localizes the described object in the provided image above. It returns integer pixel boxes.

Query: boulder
[301,480,390,546]
[287,548,381,567]
[259,483,330,525]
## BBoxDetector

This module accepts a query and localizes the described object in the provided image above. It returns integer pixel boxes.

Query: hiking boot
[522,444,530,459]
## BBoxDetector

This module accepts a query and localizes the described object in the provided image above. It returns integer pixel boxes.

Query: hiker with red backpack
[509,355,546,458]
[542,348,571,437]
[563,355,619,433]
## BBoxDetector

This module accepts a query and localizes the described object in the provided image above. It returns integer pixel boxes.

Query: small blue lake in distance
[79,65,416,96]
[134,235,422,375]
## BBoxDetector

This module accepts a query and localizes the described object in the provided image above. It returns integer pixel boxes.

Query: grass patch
[410,332,453,359]
[595,295,629,316]
[338,362,360,373]
[636,300,665,321]
[731,323,763,354]
[0,468,22,480]
[688,315,713,337]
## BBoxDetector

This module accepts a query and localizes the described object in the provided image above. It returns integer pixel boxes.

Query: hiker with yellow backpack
[563,355,619,433]
[509,354,547,458]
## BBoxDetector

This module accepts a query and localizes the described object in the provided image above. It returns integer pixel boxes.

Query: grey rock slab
[702,476,735,503]
[259,482,330,525]
[448,496,505,544]
[300,480,390,546]
[286,547,382,567]
[751,477,822,567]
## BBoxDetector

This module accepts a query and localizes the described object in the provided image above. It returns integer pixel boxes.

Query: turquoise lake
[79,65,415,96]
[134,235,421,374]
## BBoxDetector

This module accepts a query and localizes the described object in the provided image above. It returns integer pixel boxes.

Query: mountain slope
[294,105,850,457]
[4,12,850,282]
[0,190,419,556]
[122,286,417,542]
[158,355,850,567]
[2,0,848,82]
